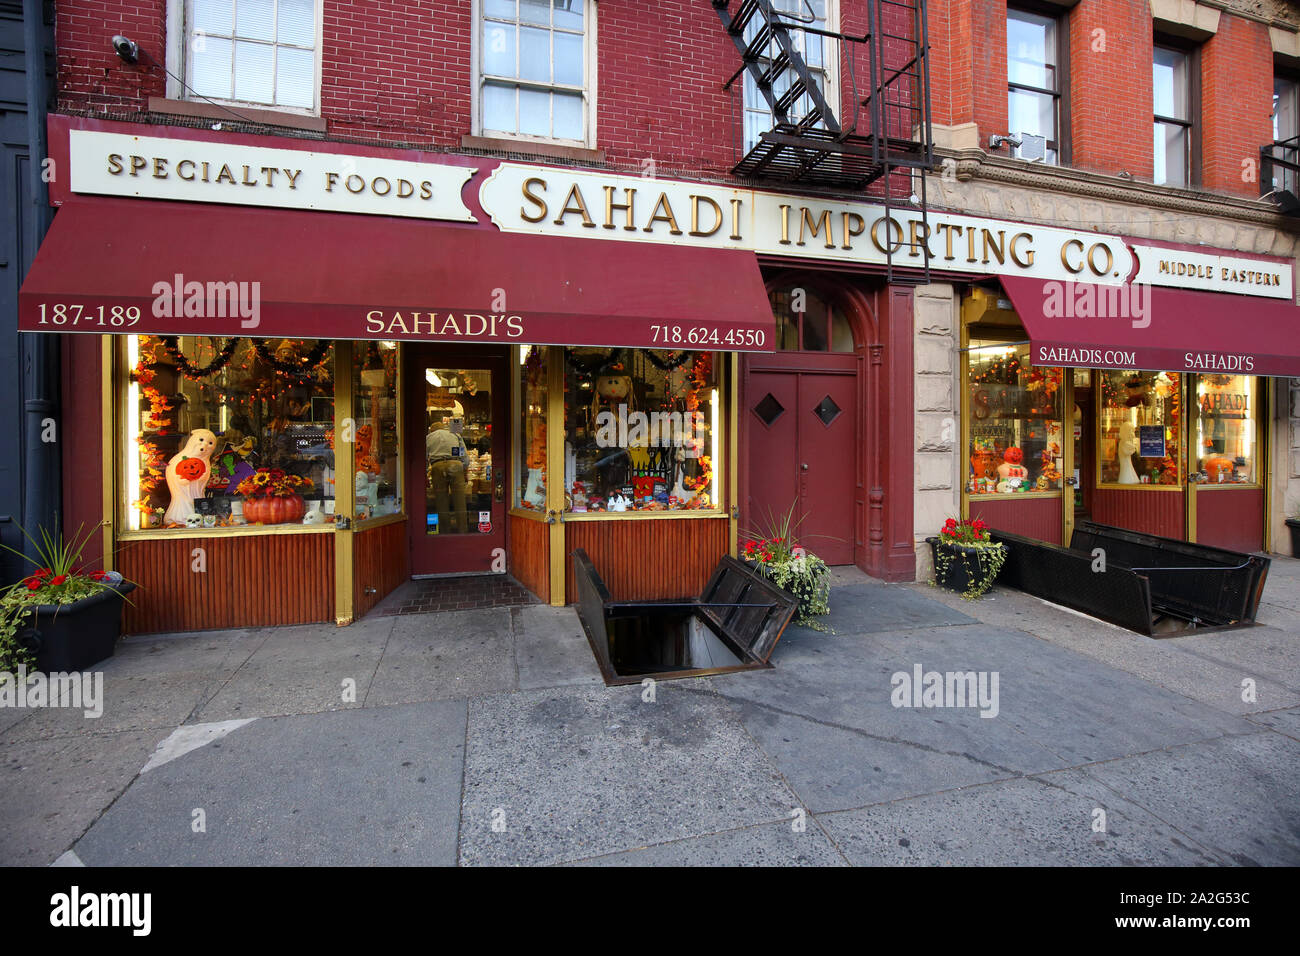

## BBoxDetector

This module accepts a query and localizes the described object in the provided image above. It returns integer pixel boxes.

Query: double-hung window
[478,0,592,145]
[1006,7,1063,164]
[742,0,837,153]
[180,0,319,111]
[1153,45,1194,187]
[1272,75,1299,193]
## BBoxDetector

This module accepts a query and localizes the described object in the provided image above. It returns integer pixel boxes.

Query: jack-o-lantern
[175,457,206,481]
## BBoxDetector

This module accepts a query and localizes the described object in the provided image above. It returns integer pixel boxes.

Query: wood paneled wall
[354,519,409,619]
[118,532,335,634]
[509,514,549,603]
[1195,488,1264,553]
[1092,488,1185,540]
[564,517,730,603]
[968,495,1064,545]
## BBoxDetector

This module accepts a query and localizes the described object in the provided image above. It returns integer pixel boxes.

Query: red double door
[745,359,858,565]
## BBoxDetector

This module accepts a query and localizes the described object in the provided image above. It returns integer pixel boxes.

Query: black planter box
[928,537,1004,595]
[1287,517,1300,558]
[18,582,137,673]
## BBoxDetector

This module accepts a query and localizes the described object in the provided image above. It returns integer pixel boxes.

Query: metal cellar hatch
[573,550,797,685]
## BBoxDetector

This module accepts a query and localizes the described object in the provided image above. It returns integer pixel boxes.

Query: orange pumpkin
[175,457,206,481]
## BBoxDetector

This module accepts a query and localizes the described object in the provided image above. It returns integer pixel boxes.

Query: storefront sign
[478,163,1139,287]
[68,130,478,222]
[1131,243,1292,300]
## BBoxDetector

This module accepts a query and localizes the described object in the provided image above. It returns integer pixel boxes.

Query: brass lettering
[554,183,597,227]
[1061,239,1085,274]
[798,207,835,248]
[729,198,743,240]
[689,194,723,237]
[980,229,1005,266]
[1009,232,1035,268]
[603,186,637,231]
[643,192,682,234]
[842,212,866,250]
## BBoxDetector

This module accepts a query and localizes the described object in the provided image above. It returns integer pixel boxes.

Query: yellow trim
[562,509,729,521]
[509,506,547,521]
[966,491,1065,501]
[334,340,355,626]
[1095,482,1185,492]
[1189,482,1264,492]
[1264,377,1274,554]
[728,352,740,557]
[119,523,337,542]
[1061,371,1075,542]
[352,512,407,532]
[546,346,565,606]
[101,335,115,570]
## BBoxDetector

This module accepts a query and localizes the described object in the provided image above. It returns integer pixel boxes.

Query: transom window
[182,0,318,110]
[742,0,837,153]
[1153,45,1193,187]
[479,0,590,144]
[1006,7,1062,164]
[770,288,853,353]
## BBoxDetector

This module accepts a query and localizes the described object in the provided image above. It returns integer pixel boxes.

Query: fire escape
[713,0,935,280]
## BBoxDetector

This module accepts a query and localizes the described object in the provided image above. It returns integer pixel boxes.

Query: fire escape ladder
[715,0,936,281]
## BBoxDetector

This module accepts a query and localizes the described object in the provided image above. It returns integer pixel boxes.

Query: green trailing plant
[0,522,132,676]
[930,517,1007,600]
[742,502,833,631]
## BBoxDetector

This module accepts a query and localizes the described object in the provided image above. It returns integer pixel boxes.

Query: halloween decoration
[164,428,217,525]
[995,446,1028,494]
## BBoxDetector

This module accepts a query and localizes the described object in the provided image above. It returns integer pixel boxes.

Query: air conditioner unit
[1017,132,1048,162]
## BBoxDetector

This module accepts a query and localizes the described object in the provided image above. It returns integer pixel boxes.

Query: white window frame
[471,0,598,148]
[165,0,324,116]
[741,0,841,154]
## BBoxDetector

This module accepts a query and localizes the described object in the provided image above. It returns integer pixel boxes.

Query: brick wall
[1200,13,1274,197]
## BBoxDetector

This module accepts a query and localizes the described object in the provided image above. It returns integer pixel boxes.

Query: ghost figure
[164,428,217,526]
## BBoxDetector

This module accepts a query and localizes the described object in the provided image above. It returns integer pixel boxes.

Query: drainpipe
[21,0,60,552]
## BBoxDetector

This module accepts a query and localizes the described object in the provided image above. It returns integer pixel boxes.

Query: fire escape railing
[1261,135,1300,214]
[712,0,934,282]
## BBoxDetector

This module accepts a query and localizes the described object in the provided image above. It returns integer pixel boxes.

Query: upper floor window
[181,0,319,111]
[1153,45,1194,187]
[478,0,592,145]
[770,287,853,353]
[1272,75,1299,193]
[1006,7,1063,164]
[742,0,837,153]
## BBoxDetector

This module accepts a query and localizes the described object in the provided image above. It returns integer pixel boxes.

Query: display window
[124,335,336,531]
[354,342,402,522]
[1191,374,1259,485]
[965,338,1064,495]
[562,347,720,513]
[1097,370,1183,486]
[515,345,549,513]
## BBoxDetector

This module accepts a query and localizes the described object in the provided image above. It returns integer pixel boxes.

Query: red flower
[34,568,51,578]
[971,519,987,532]
[50,574,67,585]
[90,570,108,581]
[25,578,42,591]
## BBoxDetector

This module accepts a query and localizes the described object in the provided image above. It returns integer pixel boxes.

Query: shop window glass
[353,342,401,521]
[1097,370,1182,485]
[516,345,549,511]
[1191,375,1257,484]
[562,348,719,512]
[769,287,854,353]
[126,335,335,530]
[966,339,1064,495]
[424,367,494,535]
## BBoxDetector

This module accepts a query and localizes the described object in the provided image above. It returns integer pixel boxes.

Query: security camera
[111,35,139,64]
[988,134,1022,150]
[908,193,921,206]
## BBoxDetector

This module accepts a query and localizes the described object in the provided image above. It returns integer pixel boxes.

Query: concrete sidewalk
[2,558,1298,866]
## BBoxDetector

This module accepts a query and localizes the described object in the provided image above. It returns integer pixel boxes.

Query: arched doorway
[743,278,871,566]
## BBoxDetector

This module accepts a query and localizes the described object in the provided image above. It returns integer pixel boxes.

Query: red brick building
[17,0,1300,634]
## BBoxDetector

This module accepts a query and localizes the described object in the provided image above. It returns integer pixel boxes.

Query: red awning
[18,197,775,351]
[1000,275,1300,376]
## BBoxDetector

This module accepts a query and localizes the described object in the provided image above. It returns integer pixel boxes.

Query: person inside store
[426,413,468,533]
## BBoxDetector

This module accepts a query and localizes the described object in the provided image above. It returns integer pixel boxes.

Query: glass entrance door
[406,348,508,575]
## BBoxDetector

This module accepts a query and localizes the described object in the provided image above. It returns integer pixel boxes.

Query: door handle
[495,478,504,502]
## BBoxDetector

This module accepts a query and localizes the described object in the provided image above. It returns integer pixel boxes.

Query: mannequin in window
[1116,421,1140,484]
